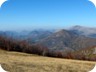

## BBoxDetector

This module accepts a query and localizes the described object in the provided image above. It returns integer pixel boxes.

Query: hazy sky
[0,0,96,31]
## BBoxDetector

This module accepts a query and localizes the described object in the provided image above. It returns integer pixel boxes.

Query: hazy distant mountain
[0,30,54,43]
[68,25,96,38]
[26,30,54,43]
[0,31,29,40]
[37,29,96,51]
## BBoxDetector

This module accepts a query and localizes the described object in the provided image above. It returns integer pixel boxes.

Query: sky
[0,0,96,31]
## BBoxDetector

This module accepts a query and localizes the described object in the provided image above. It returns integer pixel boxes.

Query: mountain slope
[37,29,96,51]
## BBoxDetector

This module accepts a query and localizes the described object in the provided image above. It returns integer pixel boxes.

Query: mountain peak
[68,25,96,38]
[70,25,85,30]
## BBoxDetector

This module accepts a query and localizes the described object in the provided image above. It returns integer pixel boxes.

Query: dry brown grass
[0,49,96,72]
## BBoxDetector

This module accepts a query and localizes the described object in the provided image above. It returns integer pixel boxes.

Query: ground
[0,49,96,72]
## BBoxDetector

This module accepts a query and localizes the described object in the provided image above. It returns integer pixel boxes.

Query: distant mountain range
[0,30,54,43]
[0,25,96,52]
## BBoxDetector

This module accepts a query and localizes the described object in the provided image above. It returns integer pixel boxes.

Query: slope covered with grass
[0,49,95,72]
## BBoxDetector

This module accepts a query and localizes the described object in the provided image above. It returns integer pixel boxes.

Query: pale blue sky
[0,0,96,31]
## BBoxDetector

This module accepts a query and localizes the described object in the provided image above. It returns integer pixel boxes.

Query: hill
[38,29,96,51]
[0,49,95,72]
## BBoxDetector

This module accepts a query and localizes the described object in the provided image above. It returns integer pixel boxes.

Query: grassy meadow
[0,49,96,72]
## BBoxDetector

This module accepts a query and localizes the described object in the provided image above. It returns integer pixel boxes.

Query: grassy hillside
[0,49,96,72]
